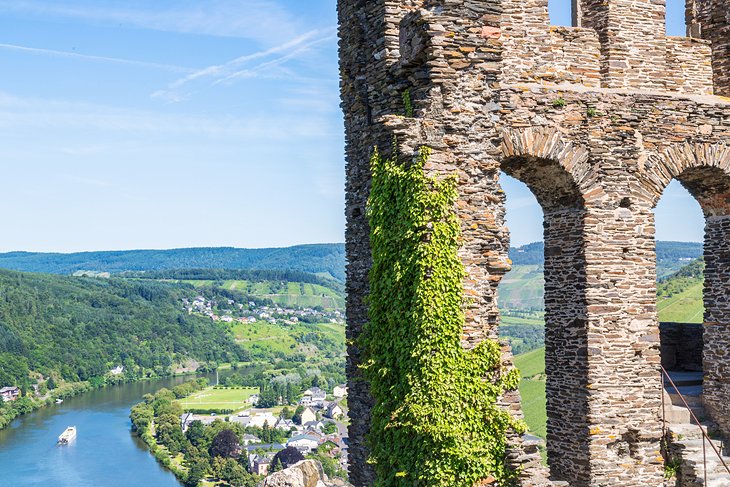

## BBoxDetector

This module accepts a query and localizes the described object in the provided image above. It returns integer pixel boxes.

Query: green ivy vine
[363,145,524,486]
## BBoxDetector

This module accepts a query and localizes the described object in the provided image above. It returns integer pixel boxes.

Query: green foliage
[0,269,244,388]
[131,380,259,487]
[402,89,414,118]
[664,457,681,479]
[364,146,523,486]
[586,107,600,118]
[551,98,566,108]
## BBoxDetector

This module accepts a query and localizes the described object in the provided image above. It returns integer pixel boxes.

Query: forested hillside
[0,244,346,282]
[0,270,244,388]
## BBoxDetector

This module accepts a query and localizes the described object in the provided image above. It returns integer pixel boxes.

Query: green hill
[0,243,346,282]
[0,270,246,387]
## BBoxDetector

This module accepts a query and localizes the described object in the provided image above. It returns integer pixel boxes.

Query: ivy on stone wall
[363,146,524,486]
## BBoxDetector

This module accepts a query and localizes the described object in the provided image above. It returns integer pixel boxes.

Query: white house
[326,402,344,419]
[333,385,348,398]
[242,434,261,446]
[309,387,326,407]
[110,366,124,376]
[287,434,320,453]
[249,412,277,428]
[180,412,195,432]
[300,407,317,425]
[275,418,295,431]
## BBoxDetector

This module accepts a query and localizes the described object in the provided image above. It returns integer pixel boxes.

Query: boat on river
[57,426,77,445]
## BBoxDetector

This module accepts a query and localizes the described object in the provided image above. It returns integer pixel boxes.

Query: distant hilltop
[0,241,699,284]
[509,241,703,277]
[0,244,346,282]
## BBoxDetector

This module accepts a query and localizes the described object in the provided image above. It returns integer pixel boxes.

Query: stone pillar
[703,215,730,439]
[542,208,591,484]
[579,0,668,90]
[572,0,582,27]
[580,203,664,486]
[688,0,730,96]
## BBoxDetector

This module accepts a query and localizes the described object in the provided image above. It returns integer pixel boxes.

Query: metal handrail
[661,366,730,484]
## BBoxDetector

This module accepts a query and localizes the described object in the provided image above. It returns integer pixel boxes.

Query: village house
[325,402,344,420]
[301,420,326,434]
[286,434,320,454]
[300,407,317,425]
[179,413,195,432]
[333,385,347,398]
[242,434,261,446]
[251,454,272,476]
[109,365,124,376]
[275,417,295,431]
[249,411,277,428]
[0,386,20,402]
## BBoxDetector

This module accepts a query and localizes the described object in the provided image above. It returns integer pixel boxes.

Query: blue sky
[0,0,699,252]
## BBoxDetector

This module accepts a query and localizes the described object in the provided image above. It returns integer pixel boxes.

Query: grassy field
[181,386,259,412]
[657,281,704,323]
[231,320,346,358]
[179,279,345,309]
[498,265,545,311]
[514,347,547,439]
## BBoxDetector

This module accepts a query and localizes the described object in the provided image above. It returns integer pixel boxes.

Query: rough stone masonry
[338,0,730,485]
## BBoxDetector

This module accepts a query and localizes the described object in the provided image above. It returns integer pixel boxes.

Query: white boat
[57,426,76,444]
[55,399,63,405]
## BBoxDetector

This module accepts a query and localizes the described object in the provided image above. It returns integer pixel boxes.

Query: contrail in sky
[0,42,193,73]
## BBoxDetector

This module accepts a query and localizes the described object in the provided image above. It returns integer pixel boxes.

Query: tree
[323,422,338,435]
[185,458,208,487]
[281,406,293,420]
[186,420,206,447]
[210,429,240,459]
[272,447,304,471]
[46,376,56,390]
[292,405,305,425]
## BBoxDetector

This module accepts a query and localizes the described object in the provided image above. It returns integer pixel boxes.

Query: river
[0,375,215,487]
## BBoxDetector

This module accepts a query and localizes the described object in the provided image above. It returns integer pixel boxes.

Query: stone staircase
[663,371,730,486]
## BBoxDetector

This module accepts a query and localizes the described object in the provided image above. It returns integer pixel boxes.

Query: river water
[0,375,214,487]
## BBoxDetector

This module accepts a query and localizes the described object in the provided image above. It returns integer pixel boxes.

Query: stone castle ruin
[339,0,730,485]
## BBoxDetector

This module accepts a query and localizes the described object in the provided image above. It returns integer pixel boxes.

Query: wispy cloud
[0,42,192,73]
[152,28,336,103]
[0,0,304,45]
[0,91,339,140]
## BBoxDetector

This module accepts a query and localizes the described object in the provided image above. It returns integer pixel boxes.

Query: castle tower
[339,0,730,485]
[686,0,730,96]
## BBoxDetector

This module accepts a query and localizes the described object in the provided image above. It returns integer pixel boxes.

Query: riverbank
[0,374,202,486]
[0,369,207,432]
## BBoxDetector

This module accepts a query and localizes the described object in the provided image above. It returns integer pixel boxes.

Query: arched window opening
[498,172,546,438]
[655,168,730,478]
[666,0,687,36]
[548,0,574,27]
[497,156,588,482]
[655,180,704,372]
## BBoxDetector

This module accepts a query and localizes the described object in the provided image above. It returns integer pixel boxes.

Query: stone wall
[660,322,704,372]
[339,0,730,485]
[687,0,730,96]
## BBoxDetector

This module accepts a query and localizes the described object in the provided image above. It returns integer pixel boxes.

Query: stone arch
[645,143,730,211]
[500,128,595,207]
[498,128,592,484]
[647,142,730,441]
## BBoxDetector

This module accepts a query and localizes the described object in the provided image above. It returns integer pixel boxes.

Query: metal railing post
[661,366,730,480]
